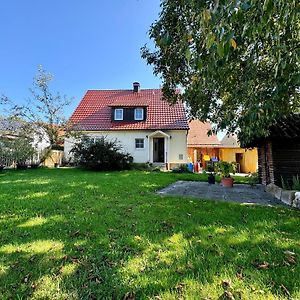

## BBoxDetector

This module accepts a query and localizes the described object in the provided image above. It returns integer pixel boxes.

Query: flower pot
[208,174,215,184]
[221,177,234,188]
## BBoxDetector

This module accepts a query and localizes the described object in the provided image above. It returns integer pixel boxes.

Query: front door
[235,153,244,173]
[153,138,164,162]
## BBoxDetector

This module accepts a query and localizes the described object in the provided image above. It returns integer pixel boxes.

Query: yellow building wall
[42,150,64,167]
[219,148,258,173]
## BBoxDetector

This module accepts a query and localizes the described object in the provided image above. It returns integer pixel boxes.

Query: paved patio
[157,181,283,206]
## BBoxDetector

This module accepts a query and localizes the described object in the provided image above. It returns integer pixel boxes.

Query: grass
[0,168,299,299]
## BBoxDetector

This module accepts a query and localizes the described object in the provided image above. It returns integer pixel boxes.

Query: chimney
[133,82,140,93]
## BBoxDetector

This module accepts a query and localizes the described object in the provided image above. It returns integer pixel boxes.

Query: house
[187,120,258,173]
[0,117,63,167]
[246,114,300,186]
[219,135,258,173]
[187,120,220,169]
[64,83,189,169]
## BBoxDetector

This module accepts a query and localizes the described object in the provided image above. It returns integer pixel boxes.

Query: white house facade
[65,83,189,169]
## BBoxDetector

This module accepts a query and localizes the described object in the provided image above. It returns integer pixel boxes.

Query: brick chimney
[133,82,140,93]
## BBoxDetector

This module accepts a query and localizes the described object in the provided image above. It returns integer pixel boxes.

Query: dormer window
[134,108,144,120]
[114,109,123,120]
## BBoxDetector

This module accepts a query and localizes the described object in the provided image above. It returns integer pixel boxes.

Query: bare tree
[1,65,73,148]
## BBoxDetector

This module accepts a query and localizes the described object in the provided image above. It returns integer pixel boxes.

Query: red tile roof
[70,89,189,131]
[187,120,220,147]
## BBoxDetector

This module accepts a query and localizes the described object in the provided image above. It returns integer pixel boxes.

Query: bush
[281,175,300,190]
[70,136,133,171]
[130,163,151,171]
[0,136,35,166]
[172,164,191,173]
[248,172,259,186]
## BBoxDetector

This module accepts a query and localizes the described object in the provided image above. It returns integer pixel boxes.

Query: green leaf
[263,0,273,13]
[206,33,215,49]
[185,48,192,62]
[217,43,224,58]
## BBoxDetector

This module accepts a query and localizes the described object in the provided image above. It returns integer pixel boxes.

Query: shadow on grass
[0,169,299,299]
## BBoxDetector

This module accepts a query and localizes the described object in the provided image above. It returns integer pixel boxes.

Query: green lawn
[0,169,299,299]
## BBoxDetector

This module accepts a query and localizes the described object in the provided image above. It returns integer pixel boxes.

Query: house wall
[64,130,188,166]
[219,148,258,173]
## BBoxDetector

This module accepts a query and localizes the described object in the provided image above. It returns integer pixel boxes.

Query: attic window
[114,109,123,120]
[134,108,144,120]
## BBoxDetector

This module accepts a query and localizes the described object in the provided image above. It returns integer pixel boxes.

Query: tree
[1,65,73,148]
[142,0,299,145]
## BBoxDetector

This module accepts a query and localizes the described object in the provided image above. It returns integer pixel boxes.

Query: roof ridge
[86,88,162,92]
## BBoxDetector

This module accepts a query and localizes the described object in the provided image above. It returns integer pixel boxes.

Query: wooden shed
[247,114,300,186]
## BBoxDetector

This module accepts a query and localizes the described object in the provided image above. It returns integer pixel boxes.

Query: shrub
[0,136,35,166]
[292,175,300,190]
[281,175,300,190]
[70,136,133,171]
[248,172,259,186]
[206,164,214,172]
[130,163,151,171]
[171,164,191,173]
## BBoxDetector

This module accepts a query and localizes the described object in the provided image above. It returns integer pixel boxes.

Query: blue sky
[0,0,161,116]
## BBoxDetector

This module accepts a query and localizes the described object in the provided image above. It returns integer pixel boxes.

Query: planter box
[281,190,296,206]
[265,183,299,209]
[265,183,282,200]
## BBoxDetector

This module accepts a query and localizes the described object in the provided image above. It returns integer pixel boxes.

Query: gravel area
[157,181,283,206]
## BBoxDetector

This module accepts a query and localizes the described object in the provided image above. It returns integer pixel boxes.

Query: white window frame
[134,108,144,121]
[135,138,144,149]
[114,108,123,120]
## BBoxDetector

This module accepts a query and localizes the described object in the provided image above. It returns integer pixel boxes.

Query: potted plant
[215,161,236,188]
[206,164,216,184]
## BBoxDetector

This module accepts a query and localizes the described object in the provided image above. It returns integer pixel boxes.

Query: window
[179,154,184,160]
[114,109,123,120]
[134,108,144,120]
[135,138,144,149]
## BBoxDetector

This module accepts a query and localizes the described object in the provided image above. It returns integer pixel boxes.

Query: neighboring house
[246,114,300,186]
[187,120,220,169]
[0,117,63,167]
[65,83,189,169]
[0,117,50,149]
[219,135,258,173]
[187,120,258,173]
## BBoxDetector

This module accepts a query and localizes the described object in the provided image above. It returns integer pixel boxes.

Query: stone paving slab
[157,181,284,206]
